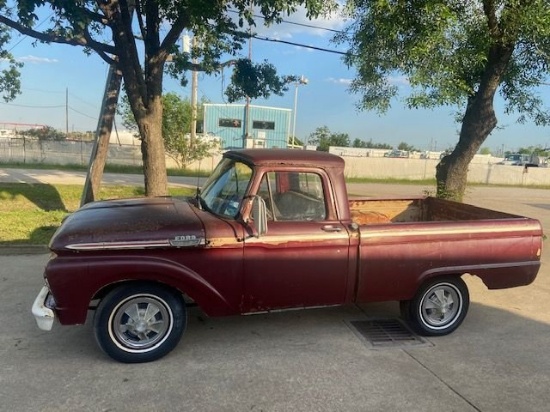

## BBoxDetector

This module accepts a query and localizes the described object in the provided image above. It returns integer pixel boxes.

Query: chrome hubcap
[110,295,172,352]
[420,284,461,329]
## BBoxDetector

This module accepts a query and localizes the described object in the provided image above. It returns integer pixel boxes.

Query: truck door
[243,170,350,312]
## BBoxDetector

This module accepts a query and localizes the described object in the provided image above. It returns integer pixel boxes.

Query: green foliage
[308,126,350,151]
[352,138,392,149]
[479,147,492,155]
[339,0,550,123]
[0,25,22,102]
[516,146,550,156]
[0,1,336,102]
[340,0,550,200]
[120,92,216,168]
[289,136,304,146]
[17,126,66,141]
[397,142,416,152]
[0,1,337,195]
[225,60,297,102]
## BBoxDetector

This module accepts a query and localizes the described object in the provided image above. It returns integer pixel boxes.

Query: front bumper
[32,286,56,331]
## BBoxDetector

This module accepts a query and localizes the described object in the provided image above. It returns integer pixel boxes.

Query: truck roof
[224,149,345,168]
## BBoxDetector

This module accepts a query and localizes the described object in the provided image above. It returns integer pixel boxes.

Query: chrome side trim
[66,238,205,251]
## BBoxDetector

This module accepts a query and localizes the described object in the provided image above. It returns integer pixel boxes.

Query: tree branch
[134,0,148,43]
[0,15,116,55]
[483,0,500,38]
[160,15,190,57]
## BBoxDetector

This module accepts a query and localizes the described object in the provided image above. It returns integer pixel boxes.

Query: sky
[1,6,550,154]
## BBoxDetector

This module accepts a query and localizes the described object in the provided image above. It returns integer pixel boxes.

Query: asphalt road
[1,169,549,411]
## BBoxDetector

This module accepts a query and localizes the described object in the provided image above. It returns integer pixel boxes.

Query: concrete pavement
[1,250,549,411]
[1,169,549,411]
[0,167,205,188]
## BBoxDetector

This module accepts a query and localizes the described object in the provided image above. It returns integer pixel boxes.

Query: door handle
[322,225,342,232]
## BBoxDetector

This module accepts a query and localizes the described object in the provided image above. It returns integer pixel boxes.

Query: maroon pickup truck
[32,149,543,363]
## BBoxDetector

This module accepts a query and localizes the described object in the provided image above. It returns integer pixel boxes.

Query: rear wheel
[94,283,186,363]
[401,276,469,336]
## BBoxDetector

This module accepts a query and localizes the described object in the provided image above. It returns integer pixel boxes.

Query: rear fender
[416,261,540,294]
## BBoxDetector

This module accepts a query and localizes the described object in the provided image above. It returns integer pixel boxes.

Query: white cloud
[17,55,59,64]
[254,6,347,39]
[327,77,352,85]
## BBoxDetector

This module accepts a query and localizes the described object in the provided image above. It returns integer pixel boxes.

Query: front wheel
[94,283,186,363]
[401,276,469,336]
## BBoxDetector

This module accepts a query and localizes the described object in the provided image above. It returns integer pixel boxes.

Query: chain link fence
[0,138,143,167]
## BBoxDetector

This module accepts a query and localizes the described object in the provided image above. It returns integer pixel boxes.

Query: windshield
[200,158,253,218]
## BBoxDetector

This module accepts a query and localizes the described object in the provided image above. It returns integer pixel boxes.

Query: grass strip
[0,183,195,245]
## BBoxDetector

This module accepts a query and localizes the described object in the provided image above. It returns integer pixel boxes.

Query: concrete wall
[1,139,549,186]
[343,156,548,185]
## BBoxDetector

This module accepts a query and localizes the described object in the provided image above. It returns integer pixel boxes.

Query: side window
[258,172,277,221]
[259,171,327,221]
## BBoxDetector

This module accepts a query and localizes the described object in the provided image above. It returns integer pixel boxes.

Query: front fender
[46,255,237,325]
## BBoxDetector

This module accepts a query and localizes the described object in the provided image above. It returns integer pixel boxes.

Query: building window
[219,118,242,128]
[252,121,275,130]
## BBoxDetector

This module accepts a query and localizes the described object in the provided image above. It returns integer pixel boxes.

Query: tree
[353,138,392,149]
[397,142,416,152]
[339,0,550,200]
[18,126,65,141]
[352,138,366,148]
[517,146,550,156]
[289,136,304,146]
[0,1,335,196]
[308,126,350,151]
[0,24,21,102]
[120,92,216,169]
[479,147,492,155]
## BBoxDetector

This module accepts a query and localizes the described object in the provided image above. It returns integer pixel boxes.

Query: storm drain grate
[347,319,432,349]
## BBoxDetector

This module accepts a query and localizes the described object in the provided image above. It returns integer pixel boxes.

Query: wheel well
[90,280,186,309]
[420,272,465,288]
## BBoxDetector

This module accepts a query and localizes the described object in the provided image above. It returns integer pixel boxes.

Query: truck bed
[350,196,542,304]
[349,196,516,225]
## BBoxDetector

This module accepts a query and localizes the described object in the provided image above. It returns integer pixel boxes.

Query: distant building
[0,129,16,140]
[203,103,292,149]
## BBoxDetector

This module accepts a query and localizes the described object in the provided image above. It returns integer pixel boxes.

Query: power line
[0,101,98,120]
[22,87,65,94]
[0,102,65,109]
[8,13,55,53]
[69,93,100,108]
[228,9,345,34]
[251,34,347,55]
[69,106,98,120]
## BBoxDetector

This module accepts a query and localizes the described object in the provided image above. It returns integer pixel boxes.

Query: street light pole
[291,75,308,148]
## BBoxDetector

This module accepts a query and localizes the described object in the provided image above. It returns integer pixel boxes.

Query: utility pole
[244,1,253,146]
[80,64,123,206]
[65,88,69,136]
[291,75,308,147]
[190,36,198,149]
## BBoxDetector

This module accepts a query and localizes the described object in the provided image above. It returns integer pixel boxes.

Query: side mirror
[251,196,268,237]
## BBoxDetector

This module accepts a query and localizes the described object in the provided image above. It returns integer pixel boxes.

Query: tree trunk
[435,98,495,201]
[435,43,514,201]
[137,95,168,197]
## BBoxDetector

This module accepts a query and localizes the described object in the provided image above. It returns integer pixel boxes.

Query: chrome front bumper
[32,286,56,331]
